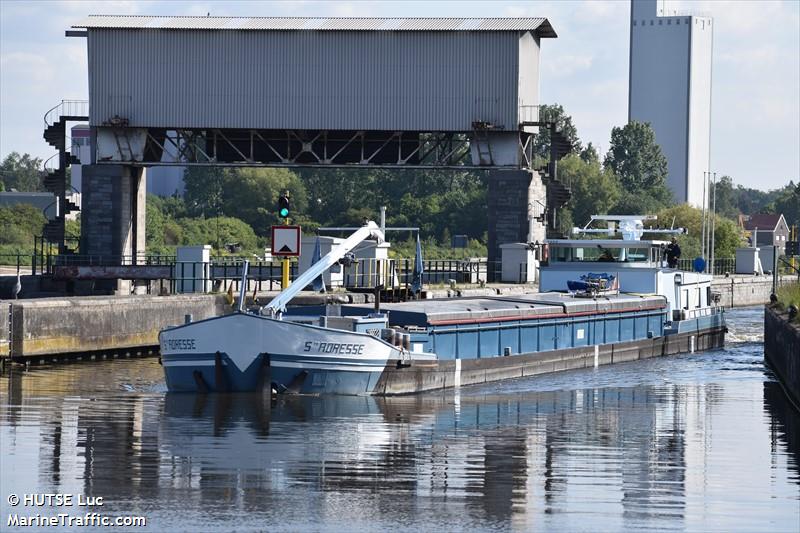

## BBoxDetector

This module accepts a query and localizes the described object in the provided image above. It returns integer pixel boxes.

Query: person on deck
[597,245,615,262]
[665,237,681,268]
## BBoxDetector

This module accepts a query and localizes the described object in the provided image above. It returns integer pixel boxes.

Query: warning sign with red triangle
[271,225,301,257]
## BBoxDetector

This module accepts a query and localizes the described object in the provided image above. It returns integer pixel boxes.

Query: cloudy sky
[0,0,797,191]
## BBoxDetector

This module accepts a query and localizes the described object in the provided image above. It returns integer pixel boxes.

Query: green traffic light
[279,208,289,217]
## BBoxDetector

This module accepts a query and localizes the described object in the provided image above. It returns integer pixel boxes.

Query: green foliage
[604,121,672,209]
[775,283,800,320]
[657,204,744,258]
[149,194,187,219]
[178,216,259,251]
[65,216,80,243]
[183,166,223,218]
[558,155,621,228]
[389,237,486,260]
[146,197,166,248]
[297,167,488,243]
[0,152,44,192]
[184,167,307,235]
[533,104,582,159]
[579,142,600,164]
[0,204,46,245]
[222,167,307,235]
[712,175,740,219]
[766,181,800,229]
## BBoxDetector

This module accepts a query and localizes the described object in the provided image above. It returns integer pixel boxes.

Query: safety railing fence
[44,99,89,126]
[677,257,736,275]
[0,254,34,273]
[344,258,491,289]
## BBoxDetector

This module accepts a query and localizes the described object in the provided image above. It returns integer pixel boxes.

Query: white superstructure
[629,0,713,207]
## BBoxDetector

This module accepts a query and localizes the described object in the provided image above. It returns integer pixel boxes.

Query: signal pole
[282,219,291,289]
[278,191,292,289]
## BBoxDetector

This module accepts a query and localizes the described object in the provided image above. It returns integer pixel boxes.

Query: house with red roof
[740,214,790,248]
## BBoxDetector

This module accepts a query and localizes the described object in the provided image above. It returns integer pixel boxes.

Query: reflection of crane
[13,267,21,299]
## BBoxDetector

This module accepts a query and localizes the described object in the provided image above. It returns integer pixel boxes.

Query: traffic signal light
[278,193,290,219]
[786,240,799,257]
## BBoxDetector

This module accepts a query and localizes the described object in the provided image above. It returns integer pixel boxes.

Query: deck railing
[44,99,89,126]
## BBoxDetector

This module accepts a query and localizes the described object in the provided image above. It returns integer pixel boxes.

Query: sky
[0,0,797,192]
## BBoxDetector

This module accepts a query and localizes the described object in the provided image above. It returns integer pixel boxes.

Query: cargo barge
[159,216,726,395]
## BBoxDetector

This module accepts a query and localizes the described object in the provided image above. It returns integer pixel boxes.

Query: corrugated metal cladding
[87,29,526,131]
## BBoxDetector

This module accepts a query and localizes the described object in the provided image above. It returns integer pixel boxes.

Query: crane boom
[264,221,384,314]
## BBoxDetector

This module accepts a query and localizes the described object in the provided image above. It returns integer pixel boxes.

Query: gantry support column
[80,165,147,294]
[487,169,546,282]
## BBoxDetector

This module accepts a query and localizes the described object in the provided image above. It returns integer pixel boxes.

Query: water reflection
[764,380,800,484]
[1,307,798,531]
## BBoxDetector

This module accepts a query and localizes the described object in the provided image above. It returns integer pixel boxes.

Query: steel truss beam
[106,128,531,169]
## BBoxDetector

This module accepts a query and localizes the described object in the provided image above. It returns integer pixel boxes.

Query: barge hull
[373,325,726,395]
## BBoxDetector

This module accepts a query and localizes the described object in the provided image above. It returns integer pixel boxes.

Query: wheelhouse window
[549,245,656,263]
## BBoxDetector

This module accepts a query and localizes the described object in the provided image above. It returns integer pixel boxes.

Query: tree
[220,168,307,235]
[657,204,744,258]
[558,154,621,228]
[533,104,582,160]
[0,152,44,191]
[604,121,672,210]
[579,142,599,164]
[146,197,166,248]
[767,181,800,229]
[712,175,739,219]
[178,216,259,251]
[184,167,307,235]
[0,204,47,245]
[183,167,224,218]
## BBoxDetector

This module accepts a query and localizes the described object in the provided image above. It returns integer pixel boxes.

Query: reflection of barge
[160,216,725,395]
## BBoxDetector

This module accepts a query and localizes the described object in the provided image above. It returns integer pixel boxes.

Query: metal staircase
[41,100,88,254]
[540,123,573,231]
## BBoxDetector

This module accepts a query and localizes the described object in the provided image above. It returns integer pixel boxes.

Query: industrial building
[50,15,565,281]
[629,0,713,207]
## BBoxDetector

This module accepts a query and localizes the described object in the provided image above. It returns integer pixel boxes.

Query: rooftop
[72,15,556,37]
[742,214,785,231]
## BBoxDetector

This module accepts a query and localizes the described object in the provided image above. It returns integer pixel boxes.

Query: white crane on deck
[259,221,385,315]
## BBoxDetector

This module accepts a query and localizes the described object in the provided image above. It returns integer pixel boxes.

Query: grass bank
[776,282,800,323]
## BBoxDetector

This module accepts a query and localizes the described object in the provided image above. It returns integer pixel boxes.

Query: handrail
[44,100,89,127]
[43,153,59,173]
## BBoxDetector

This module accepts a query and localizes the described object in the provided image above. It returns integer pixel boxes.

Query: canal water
[1,307,798,532]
